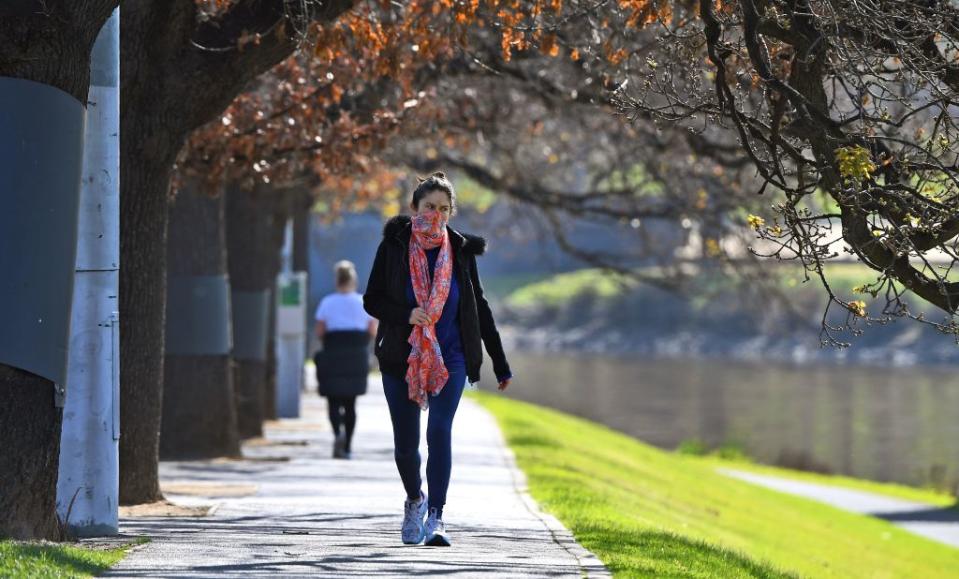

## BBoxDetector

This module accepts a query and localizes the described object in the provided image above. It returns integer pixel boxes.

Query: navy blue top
[406,247,466,370]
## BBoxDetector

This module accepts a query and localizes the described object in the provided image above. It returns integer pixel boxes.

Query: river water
[478,352,959,489]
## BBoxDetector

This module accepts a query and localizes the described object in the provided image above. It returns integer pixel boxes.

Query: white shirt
[315,291,373,331]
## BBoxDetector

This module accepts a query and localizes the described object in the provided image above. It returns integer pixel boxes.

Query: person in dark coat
[363,171,513,547]
[314,260,377,459]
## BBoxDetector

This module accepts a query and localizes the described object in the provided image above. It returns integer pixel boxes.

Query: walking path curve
[719,468,959,549]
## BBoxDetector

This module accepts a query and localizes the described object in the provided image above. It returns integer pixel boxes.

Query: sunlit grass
[473,392,959,578]
[0,539,140,578]
[505,268,637,309]
[481,272,556,301]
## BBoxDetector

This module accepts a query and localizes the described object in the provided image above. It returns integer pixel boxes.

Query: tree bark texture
[226,187,287,437]
[160,186,241,459]
[119,146,173,504]
[119,0,354,502]
[0,1,117,538]
[292,201,310,272]
[0,368,63,540]
[264,282,279,421]
[227,188,302,436]
[0,1,118,101]
[231,358,266,438]
[291,196,313,365]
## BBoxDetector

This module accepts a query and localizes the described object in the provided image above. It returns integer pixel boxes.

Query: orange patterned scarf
[406,211,453,409]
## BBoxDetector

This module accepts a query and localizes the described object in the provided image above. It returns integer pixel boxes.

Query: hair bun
[431,171,446,179]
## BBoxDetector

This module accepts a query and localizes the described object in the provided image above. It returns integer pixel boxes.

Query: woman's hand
[409,307,431,326]
[497,378,511,391]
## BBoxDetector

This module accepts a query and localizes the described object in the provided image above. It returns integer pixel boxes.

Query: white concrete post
[56,8,120,537]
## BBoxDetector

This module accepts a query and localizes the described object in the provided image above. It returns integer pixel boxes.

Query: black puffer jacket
[313,330,370,397]
[363,215,511,385]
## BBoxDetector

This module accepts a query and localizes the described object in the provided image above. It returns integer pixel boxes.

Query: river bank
[499,322,959,368]
[490,265,959,367]
[475,351,959,491]
[474,392,959,578]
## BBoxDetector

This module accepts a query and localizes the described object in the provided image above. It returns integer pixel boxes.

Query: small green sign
[280,279,301,306]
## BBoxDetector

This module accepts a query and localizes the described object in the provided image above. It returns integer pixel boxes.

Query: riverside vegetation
[473,392,959,578]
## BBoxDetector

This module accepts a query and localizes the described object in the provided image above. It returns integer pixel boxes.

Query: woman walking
[364,172,512,547]
[314,260,377,459]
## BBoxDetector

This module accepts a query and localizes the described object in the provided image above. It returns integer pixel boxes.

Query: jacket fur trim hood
[382,215,487,256]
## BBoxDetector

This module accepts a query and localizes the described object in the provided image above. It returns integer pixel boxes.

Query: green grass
[472,391,959,578]
[481,272,556,302]
[505,268,637,309]
[0,539,137,578]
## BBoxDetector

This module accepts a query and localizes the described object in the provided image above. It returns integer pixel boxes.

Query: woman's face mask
[413,190,452,226]
[412,210,446,242]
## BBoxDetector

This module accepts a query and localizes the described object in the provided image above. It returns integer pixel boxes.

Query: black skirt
[314,330,371,397]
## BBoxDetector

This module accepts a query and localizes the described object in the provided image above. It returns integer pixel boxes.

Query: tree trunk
[0,368,63,540]
[118,1,355,501]
[227,187,280,437]
[292,197,312,365]
[226,187,299,432]
[161,358,241,457]
[118,3,195,504]
[160,186,241,459]
[232,358,266,438]
[0,3,117,99]
[264,283,279,421]
[292,202,310,272]
[119,149,174,504]
[0,1,117,538]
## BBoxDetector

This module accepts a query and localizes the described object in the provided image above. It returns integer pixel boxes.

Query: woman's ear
[409,201,418,213]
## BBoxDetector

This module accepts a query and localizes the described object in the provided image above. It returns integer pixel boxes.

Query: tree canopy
[186,0,959,342]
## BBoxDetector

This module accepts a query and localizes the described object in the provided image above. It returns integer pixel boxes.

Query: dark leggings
[327,395,357,451]
[381,366,467,518]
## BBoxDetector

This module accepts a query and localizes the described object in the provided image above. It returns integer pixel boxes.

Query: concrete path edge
[481,398,612,578]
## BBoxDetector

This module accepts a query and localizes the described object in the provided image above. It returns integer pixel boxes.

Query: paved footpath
[106,377,609,578]
[720,468,959,549]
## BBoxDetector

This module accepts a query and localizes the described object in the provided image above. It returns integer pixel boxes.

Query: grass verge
[472,391,959,578]
[0,538,142,578]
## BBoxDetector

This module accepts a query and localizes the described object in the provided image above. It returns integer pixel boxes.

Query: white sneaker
[401,491,428,544]
[424,508,450,546]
